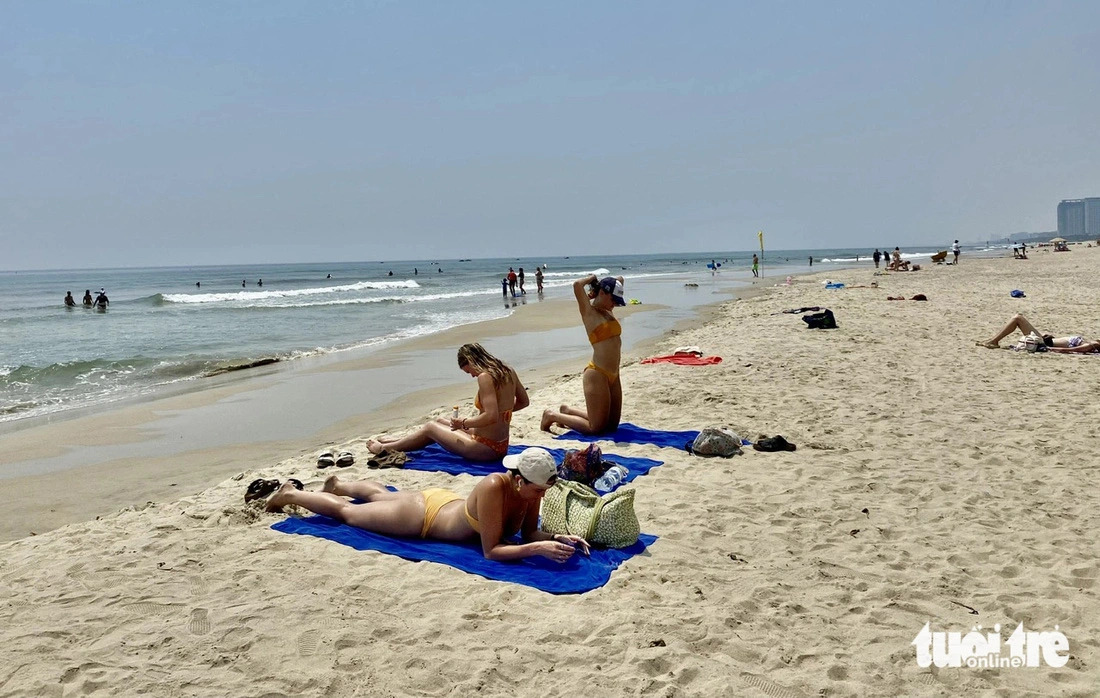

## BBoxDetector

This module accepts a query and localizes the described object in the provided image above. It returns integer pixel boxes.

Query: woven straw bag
[541,480,639,548]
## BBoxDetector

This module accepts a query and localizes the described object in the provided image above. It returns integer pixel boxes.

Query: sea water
[0,247,946,425]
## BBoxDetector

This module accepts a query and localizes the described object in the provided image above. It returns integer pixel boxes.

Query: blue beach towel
[403,443,663,486]
[272,515,657,594]
[554,423,701,450]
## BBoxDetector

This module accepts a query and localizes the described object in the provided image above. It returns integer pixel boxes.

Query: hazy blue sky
[3,1,1098,269]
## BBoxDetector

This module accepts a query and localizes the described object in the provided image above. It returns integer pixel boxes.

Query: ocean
[0,246,954,426]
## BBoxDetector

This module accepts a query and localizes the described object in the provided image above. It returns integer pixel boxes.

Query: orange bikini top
[473,394,512,423]
[587,318,621,345]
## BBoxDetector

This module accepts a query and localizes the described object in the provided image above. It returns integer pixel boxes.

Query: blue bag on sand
[1010,290,1026,298]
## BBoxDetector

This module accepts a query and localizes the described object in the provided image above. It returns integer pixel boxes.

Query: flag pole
[757,230,765,280]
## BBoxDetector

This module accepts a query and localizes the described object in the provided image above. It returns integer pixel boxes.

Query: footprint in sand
[297,629,320,656]
[190,576,209,597]
[738,672,804,698]
[125,602,176,616]
[189,608,211,635]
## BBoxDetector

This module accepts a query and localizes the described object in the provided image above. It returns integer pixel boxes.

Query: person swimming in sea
[541,275,625,435]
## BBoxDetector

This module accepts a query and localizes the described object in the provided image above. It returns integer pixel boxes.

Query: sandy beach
[1,247,1097,696]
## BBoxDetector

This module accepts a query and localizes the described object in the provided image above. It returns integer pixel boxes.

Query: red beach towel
[640,354,723,366]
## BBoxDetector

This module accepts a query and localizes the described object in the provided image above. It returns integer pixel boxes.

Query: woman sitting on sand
[367,343,529,461]
[541,275,625,435]
[977,314,1100,353]
[265,448,590,562]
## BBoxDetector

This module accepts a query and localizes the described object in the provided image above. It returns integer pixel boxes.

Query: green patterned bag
[541,480,639,548]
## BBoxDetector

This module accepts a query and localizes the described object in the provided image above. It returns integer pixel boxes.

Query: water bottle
[593,465,628,494]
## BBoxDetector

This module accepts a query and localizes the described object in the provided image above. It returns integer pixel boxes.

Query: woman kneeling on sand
[368,343,529,461]
[541,275,625,435]
[266,448,589,562]
[977,314,1100,353]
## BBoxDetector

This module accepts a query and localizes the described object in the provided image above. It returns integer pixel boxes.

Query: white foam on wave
[162,280,420,304]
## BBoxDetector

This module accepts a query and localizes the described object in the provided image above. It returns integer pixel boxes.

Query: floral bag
[541,480,639,548]
[556,444,606,485]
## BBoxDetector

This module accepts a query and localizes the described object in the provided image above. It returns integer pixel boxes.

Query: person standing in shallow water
[64,291,76,307]
[873,249,881,268]
[752,254,759,277]
[535,267,544,293]
[518,268,526,295]
[82,290,93,306]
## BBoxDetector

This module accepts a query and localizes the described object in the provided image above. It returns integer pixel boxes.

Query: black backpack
[802,309,837,329]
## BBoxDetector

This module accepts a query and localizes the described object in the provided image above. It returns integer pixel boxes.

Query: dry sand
[1,248,1098,696]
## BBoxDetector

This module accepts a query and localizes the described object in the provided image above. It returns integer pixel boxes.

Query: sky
[2,1,1098,270]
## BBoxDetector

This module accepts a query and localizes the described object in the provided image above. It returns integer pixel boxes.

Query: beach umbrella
[1050,237,1066,243]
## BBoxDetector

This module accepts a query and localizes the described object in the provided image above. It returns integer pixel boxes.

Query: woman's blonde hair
[457,343,511,387]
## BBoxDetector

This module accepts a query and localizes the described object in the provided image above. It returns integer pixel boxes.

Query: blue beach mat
[554,423,701,449]
[272,515,657,594]
[402,443,663,485]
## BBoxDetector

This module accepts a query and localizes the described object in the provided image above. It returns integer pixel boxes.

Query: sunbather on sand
[265,447,590,561]
[367,343,529,460]
[541,275,625,435]
[977,314,1100,352]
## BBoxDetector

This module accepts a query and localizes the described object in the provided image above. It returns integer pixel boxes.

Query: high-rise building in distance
[1057,198,1100,239]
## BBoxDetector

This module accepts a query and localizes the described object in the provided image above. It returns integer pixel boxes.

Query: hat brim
[611,295,626,306]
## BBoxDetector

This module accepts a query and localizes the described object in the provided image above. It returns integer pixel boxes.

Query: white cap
[502,447,558,485]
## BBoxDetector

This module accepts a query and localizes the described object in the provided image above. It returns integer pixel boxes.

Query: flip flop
[244,478,281,503]
[336,451,355,467]
[317,451,336,468]
[752,435,797,452]
[286,478,305,491]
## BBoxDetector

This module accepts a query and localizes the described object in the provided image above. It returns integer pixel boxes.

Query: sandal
[335,451,355,467]
[317,451,336,468]
[244,478,281,503]
[752,435,797,452]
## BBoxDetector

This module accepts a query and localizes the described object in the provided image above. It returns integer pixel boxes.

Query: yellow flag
[757,231,764,253]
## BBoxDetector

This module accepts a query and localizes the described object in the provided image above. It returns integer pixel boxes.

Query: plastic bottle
[592,465,628,494]
[452,406,459,420]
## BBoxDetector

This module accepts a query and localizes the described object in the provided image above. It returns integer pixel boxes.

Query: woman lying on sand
[368,343,529,461]
[541,275,625,435]
[266,448,590,562]
[977,314,1100,353]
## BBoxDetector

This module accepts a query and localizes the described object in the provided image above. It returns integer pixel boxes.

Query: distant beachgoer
[888,247,910,271]
[977,314,1099,352]
[752,254,759,278]
[438,268,442,273]
[82,290,93,306]
[243,280,247,287]
[327,274,331,279]
[952,240,961,264]
[368,343,529,460]
[541,275,625,435]
[518,268,526,295]
[1019,242,1027,258]
[809,256,813,267]
[535,267,544,293]
[93,289,109,309]
[507,268,517,296]
[501,277,509,298]
[196,282,201,288]
[257,279,263,287]
[64,291,76,307]
[414,268,418,275]
[265,448,588,561]
[872,249,881,268]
